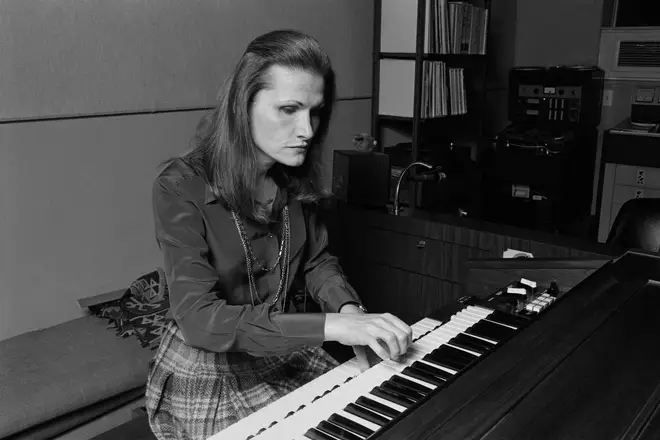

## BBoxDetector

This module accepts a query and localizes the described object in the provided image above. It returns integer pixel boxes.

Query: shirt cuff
[338,302,367,313]
[323,283,362,313]
[272,313,326,345]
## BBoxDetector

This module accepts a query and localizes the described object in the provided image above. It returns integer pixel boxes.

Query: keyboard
[209,304,528,440]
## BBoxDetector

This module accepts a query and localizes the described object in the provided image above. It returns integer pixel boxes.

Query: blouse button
[268,233,274,239]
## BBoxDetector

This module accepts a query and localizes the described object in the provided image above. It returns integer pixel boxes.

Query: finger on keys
[324,312,412,361]
[383,313,413,353]
[377,316,410,361]
[353,346,370,372]
[368,337,391,362]
[375,323,403,360]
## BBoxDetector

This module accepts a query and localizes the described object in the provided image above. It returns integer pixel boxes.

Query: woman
[146,29,412,439]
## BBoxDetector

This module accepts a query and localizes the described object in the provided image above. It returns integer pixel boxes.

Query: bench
[0,266,354,439]
[0,312,154,439]
[0,267,172,440]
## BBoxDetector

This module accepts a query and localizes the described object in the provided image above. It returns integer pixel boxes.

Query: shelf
[379,113,475,123]
[380,52,488,61]
[373,0,492,211]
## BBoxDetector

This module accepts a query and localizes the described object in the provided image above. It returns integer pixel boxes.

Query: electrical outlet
[603,89,613,107]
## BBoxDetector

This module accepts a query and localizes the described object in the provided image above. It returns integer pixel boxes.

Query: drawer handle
[416,240,426,249]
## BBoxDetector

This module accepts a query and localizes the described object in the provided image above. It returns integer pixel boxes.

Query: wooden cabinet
[328,201,615,324]
[350,263,455,325]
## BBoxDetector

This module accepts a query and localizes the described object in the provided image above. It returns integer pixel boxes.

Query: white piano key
[445,343,482,358]
[460,309,493,322]
[215,310,497,440]
[404,348,459,375]
[414,324,468,349]
[468,305,498,316]
[485,318,518,330]
[459,307,491,318]
[384,368,437,391]
[209,359,361,439]
[464,307,494,319]
[418,360,458,375]
[412,319,437,331]
[451,315,482,327]
[336,408,382,432]
[391,342,459,376]
[254,366,400,439]
[412,321,440,337]
[444,321,498,344]
[411,327,434,340]
[446,316,479,328]
[416,317,444,328]
[412,339,445,353]
[362,392,408,414]
[421,326,467,344]
[413,320,436,331]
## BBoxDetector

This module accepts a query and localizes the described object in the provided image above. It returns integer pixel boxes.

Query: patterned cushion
[93,268,170,350]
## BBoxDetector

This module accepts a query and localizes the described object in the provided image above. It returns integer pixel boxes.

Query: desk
[325,201,615,326]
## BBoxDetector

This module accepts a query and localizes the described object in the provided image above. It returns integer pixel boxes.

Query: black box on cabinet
[332,150,390,208]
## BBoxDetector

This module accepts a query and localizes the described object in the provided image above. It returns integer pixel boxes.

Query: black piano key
[402,366,447,387]
[345,402,389,427]
[465,320,517,342]
[423,353,465,372]
[371,386,416,408]
[410,360,453,380]
[356,396,401,419]
[449,333,492,354]
[304,428,337,440]
[390,374,434,395]
[316,420,362,440]
[488,309,529,328]
[381,380,425,401]
[328,413,375,438]
[437,344,480,363]
[425,347,473,371]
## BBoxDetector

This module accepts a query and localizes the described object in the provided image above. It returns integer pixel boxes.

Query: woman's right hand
[324,312,412,362]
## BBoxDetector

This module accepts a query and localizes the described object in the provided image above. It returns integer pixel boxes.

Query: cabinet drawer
[364,228,482,282]
[356,263,462,325]
[614,164,660,189]
[365,228,436,274]
[612,184,660,205]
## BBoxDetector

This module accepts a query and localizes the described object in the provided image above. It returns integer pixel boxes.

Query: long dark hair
[174,29,336,220]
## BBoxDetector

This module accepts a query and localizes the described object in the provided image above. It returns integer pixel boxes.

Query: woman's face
[250,65,325,170]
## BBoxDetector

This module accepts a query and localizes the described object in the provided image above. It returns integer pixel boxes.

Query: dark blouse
[152,159,361,357]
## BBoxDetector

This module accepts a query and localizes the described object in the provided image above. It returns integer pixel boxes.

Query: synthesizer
[211,276,553,440]
[212,251,660,440]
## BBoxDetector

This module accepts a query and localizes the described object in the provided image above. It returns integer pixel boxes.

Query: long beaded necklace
[231,206,291,307]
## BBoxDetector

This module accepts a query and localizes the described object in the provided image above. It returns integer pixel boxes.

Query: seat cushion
[0,315,155,438]
[5,387,145,440]
[607,198,660,253]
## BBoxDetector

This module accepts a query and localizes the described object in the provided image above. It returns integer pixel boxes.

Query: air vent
[599,29,660,81]
[618,40,660,67]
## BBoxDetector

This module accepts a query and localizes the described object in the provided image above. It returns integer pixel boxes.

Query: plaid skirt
[145,321,339,440]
